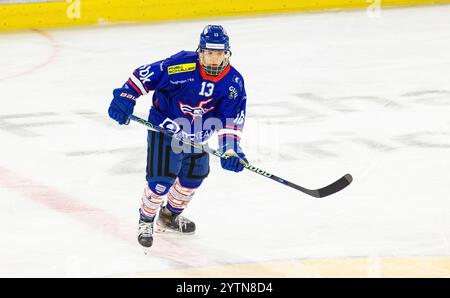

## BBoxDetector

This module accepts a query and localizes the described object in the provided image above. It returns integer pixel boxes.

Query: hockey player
[108,25,248,248]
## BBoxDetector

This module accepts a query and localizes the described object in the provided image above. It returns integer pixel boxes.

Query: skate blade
[143,248,150,255]
[155,224,195,235]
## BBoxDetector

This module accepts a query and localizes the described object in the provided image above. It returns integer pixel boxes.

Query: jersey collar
[198,62,231,83]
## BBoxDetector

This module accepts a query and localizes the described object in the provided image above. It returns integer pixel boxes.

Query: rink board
[1,0,450,31]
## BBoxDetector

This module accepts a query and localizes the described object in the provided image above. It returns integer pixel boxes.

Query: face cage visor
[197,48,232,76]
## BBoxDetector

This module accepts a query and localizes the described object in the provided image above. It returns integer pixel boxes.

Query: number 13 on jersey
[199,82,214,97]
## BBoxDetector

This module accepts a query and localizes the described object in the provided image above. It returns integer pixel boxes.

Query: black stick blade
[285,173,352,198]
[315,173,353,198]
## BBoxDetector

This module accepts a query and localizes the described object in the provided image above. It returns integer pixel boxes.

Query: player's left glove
[108,88,137,125]
[220,147,248,173]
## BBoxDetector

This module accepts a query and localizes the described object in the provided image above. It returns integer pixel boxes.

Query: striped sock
[140,184,165,220]
[166,179,197,215]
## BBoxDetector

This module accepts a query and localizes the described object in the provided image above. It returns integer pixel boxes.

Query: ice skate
[137,216,154,249]
[156,205,196,235]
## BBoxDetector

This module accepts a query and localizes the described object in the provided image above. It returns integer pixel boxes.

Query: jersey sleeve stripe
[127,78,142,95]
[130,73,148,95]
[133,71,150,93]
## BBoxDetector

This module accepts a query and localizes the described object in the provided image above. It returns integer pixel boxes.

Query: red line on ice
[0,166,221,270]
[0,29,59,82]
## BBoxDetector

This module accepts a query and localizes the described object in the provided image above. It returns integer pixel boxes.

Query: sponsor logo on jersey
[170,78,195,85]
[179,98,215,122]
[178,129,214,143]
[138,65,154,83]
[168,63,196,75]
[233,75,243,89]
[159,118,181,133]
[228,86,238,99]
[159,117,213,144]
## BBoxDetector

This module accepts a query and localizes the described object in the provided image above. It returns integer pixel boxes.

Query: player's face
[201,50,226,67]
[199,49,231,76]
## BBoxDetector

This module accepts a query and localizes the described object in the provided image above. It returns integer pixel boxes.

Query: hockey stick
[129,115,353,198]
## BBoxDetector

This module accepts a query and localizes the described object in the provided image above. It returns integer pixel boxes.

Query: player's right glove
[108,88,137,125]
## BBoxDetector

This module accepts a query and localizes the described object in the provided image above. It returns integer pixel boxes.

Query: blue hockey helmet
[198,25,230,51]
[198,25,231,76]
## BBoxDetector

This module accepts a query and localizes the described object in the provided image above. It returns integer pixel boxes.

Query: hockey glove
[220,148,248,173]
[108,88,137,125]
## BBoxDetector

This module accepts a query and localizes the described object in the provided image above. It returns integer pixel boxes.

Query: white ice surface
[0,5,449,276]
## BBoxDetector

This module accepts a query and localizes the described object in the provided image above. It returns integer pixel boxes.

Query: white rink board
[0,5,449,277]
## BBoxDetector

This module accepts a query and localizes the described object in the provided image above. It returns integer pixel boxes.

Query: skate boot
[137,216,154,248]
[156,205,196,234]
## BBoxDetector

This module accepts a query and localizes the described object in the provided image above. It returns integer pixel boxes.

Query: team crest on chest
[178,98,215,122]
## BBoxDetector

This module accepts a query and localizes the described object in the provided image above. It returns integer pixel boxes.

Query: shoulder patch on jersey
[168,63,196,75]
[232,74,244,91]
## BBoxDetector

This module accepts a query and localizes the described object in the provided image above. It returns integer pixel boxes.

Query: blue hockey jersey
[121,51,246,146]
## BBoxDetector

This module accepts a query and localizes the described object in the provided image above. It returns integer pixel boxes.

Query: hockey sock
[166,178,197,215]
[140,183,168,220]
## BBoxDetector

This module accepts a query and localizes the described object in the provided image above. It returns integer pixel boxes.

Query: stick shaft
[129,115,352,198]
